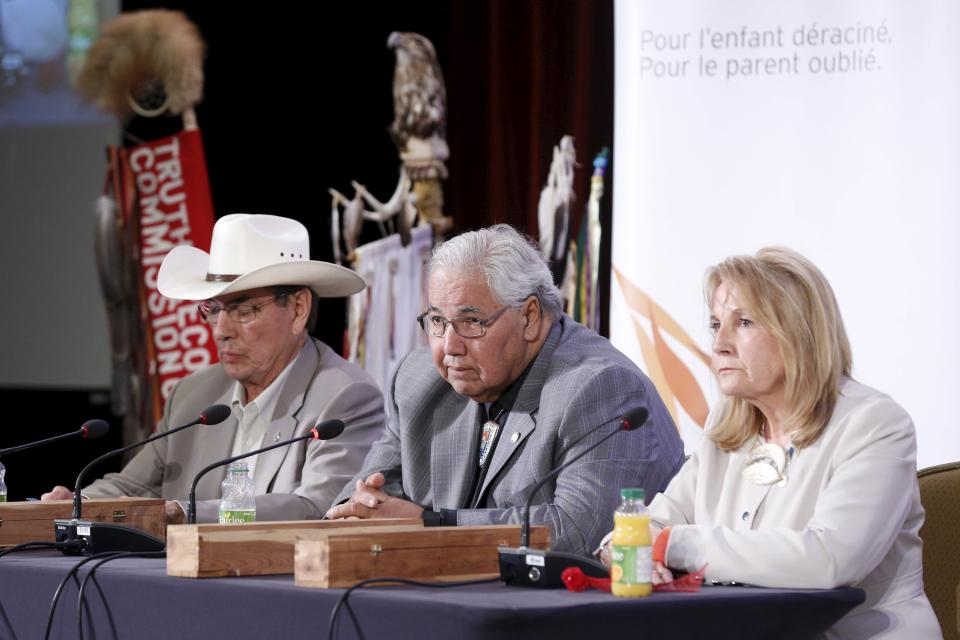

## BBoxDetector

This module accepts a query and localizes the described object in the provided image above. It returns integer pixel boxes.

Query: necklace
[478,404,506,468]
[742,433,795,487]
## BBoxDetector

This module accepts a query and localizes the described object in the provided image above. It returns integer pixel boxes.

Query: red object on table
[561,565,707,594]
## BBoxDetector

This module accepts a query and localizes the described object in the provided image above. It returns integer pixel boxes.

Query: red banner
[124,129,218,419]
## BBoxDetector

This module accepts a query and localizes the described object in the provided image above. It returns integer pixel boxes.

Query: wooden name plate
[166,519,423,578]
[295,524,551,588]
[0,498,165,547]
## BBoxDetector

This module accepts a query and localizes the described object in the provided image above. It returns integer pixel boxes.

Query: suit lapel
[476,319,564,503]
[738,482,775,530]
[428,392,479,509]
[477,410,536,504]
[195,385,240,495]
[252,340,317,494]
[725,444,776,530]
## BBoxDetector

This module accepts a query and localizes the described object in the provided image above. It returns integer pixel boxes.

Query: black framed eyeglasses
[198,294,283,325]
[416,306,511,339]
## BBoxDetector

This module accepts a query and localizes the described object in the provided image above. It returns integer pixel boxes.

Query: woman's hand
[599,543,673,584]
[597,525,674,583]
[652,561,673,585]
[598,540,612,568]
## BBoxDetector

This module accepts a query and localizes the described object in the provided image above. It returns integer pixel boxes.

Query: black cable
[0,539,82,559]
[43,551,126,640]
[327,576,501,640]
[76,551,166,640]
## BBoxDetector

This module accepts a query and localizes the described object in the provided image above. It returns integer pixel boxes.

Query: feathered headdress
[76,10,205,119]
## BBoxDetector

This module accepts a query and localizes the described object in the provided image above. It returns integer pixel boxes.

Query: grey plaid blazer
[334,316,685,555]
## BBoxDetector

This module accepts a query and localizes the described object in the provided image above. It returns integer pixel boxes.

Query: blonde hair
[706,247,852,451]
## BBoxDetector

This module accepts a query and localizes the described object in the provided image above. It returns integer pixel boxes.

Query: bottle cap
[620,488,645,501]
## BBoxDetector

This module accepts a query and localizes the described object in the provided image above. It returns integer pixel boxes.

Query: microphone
[0,419,109,457]
[71,404,231,520]
[186,418,345,524]
[498,406,649,588]
[54,404,231,555]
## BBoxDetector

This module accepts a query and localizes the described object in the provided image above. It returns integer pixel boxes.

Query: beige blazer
[84,338,385,523]
[651,378,941,639]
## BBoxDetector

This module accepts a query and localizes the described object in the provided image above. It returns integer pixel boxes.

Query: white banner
[611,0,960,468]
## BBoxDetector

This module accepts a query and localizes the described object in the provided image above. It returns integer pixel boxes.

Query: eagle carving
[327,31,451,261]
[387,31,447,155]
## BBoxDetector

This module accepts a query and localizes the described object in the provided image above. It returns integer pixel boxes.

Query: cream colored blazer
[651,378,941,639]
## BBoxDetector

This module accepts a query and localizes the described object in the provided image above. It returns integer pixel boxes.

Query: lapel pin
[274,431,281,442]
[510,431,521,443]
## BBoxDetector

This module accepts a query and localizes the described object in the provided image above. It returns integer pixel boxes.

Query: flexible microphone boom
[186,418,345,524]
[54,404,231,555]
[71,404,231,520]
[498,406,649,588]
[0,419,109,457]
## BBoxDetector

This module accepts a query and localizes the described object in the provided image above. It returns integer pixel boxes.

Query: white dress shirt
[229,341,305,476]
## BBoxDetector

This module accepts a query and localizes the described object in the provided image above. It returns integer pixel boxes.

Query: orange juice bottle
[610,488,652,597]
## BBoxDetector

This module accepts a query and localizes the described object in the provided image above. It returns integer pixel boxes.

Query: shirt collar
[230,339,310,419]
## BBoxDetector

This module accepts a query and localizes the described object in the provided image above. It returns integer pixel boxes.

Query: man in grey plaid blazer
[328,225,684,556]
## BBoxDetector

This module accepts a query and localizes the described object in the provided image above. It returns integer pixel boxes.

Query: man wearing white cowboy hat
[42,214,385,523]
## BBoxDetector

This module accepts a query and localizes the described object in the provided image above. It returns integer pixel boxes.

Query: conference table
[0,551,864,639]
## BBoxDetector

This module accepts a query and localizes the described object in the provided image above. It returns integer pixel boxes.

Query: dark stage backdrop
[119,0,614,344]
[0,1,613,500]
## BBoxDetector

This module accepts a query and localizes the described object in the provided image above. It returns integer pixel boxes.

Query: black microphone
[71,404,231,520]
[498,406,649,588]
[54,404,231,555]
[0,419,109,457]
[186,418,345,524]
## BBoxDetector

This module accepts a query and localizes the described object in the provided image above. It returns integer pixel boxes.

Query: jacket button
[741,511,750,521]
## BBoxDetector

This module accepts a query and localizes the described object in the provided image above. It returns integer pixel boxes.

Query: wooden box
[166,518,423,578]
[0,498,165,547]
[295,524,550,588]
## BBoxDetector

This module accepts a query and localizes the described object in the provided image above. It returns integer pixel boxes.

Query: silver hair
[428,224,564,317]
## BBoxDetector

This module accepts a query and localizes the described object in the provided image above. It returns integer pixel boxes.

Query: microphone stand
[0,420,109,457]
[186,434,312,525]
[499,409,647,588]
[54,406,230,555]
[186,419,343,524]
[70,417,207,521]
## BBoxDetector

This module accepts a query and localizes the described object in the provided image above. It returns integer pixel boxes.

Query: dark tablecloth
[0,552,864,640]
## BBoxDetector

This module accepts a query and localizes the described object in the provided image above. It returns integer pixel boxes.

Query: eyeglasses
[416,306,511,339]
[198,294,283,325]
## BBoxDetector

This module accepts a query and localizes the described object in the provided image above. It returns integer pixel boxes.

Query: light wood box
[295,524,550,588]
[166,518,423,578]
[0,498,165,547]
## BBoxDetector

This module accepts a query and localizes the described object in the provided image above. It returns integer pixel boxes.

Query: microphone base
[498,546,608,588]
[54,519,166,555]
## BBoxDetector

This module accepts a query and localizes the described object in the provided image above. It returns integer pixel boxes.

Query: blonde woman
[604,247,940,639]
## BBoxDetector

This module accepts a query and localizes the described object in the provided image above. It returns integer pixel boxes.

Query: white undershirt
[228,340,308,476]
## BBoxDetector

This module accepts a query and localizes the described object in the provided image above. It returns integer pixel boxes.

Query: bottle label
[0,495,6,503]
[610,544,652,585]
[219,509,256,524]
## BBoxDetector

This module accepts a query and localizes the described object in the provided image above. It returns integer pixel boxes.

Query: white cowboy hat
[157,213,365,300]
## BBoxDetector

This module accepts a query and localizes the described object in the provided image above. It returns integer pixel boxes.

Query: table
[0,552,864,640]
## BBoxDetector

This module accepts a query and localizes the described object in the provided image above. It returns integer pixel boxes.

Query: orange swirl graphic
[614,267,711,429]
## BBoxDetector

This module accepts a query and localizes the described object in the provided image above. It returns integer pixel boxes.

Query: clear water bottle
[218,463,255,524]
[0,460,7,502]
[610,488,652,597]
